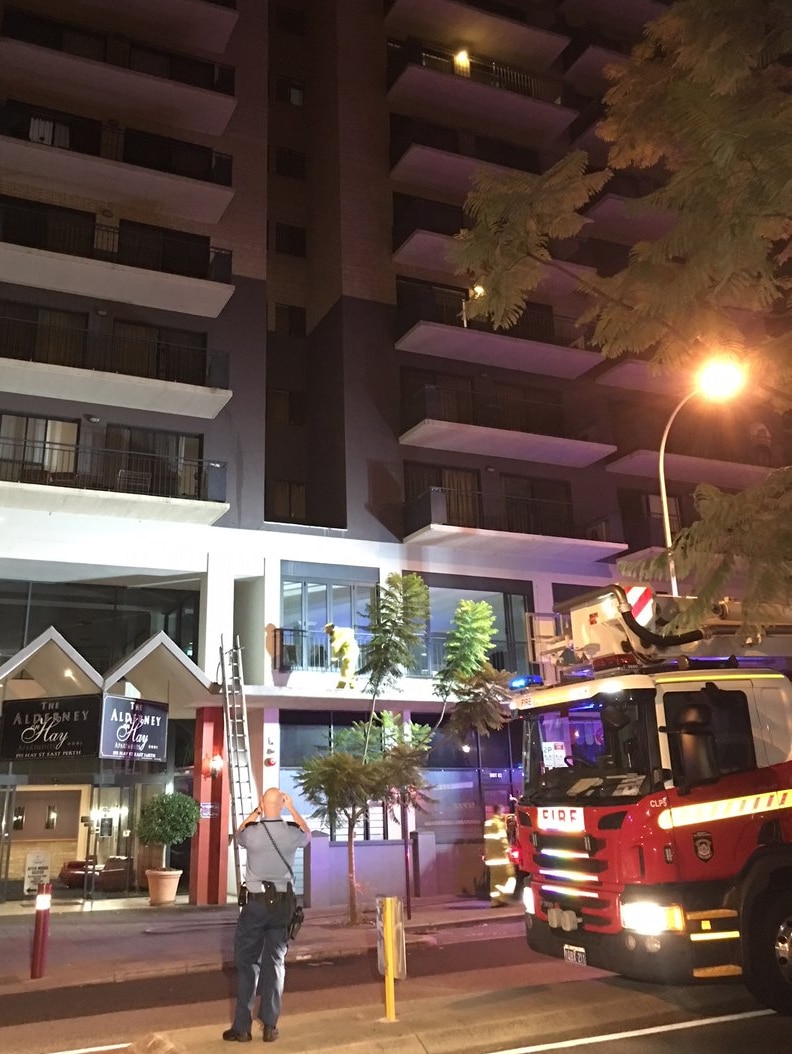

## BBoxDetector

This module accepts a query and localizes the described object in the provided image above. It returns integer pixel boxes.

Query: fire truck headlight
[522,883,536,915]
[620,900,685,936]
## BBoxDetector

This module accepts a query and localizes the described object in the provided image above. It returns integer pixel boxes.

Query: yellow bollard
[383,895,397,1021]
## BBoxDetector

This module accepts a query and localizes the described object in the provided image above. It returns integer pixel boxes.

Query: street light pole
[658,390,696,598]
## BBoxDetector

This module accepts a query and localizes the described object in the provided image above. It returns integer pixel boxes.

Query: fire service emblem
[693,830,714,862]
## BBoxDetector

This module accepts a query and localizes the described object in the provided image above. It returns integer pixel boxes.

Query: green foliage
[621,468,792,634]
[137,791,200,852]
[434,599,499,703]
[445,663,513,742]
[449,0,792,621]
[360,572,430,699]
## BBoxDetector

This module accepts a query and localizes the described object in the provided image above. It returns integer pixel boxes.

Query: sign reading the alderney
[0,695,101,761]
[99,696,168,763]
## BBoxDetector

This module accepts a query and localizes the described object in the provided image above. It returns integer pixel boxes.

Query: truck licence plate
[563,944,587,966]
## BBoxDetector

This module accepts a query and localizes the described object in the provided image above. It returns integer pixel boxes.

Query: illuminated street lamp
[461,284,485,328]
[658,357,746,596]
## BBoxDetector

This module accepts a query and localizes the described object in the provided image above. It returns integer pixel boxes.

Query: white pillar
[198,550,235,677]
[235,568,266,684]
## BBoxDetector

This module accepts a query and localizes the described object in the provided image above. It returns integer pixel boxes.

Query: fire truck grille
[530,831,620,930]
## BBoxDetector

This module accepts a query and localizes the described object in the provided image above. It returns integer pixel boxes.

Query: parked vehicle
[515,585,792,1013]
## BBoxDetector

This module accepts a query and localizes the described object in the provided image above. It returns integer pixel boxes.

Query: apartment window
[0,413,78,479]
[105,424,202,498]
[275,6,306,35]
[275,76,305,107]
[0,300,87,368]
[269,388,306,427]
[268,479,306,522]
[646,493,680,533]
[274,222,306,257]
[272,303,307,337]
[275,147,306,179]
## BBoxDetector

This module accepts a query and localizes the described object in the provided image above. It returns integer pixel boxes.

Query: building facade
[0,0,783,902]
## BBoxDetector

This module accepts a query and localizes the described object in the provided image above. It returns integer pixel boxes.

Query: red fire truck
[514,585,792,1013]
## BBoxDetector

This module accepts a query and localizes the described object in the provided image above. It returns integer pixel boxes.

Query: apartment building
[0,0,782,902]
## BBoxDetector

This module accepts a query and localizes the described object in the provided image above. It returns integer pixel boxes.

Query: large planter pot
[145,868,182,906]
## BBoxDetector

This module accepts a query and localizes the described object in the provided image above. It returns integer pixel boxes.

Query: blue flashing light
[510,674,543,690]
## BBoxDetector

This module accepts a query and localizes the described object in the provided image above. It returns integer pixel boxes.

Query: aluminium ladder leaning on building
[219,635,257,893]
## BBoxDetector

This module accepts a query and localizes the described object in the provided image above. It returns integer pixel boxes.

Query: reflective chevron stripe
[657,788,792,831]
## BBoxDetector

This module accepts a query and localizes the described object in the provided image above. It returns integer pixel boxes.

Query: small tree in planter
[137,791,200,905]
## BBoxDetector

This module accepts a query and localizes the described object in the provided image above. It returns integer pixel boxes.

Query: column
[190,705,229,905]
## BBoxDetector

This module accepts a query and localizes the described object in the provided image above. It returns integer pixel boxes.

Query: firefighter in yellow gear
[483,804,515,907]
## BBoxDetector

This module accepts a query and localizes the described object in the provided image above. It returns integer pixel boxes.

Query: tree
[137,791,200,870]
[360,572,429,753]
[445,662,514,743]
[452,0,792,628]
[294,711,433,925]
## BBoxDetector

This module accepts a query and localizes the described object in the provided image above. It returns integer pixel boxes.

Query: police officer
[223,788,311,1044]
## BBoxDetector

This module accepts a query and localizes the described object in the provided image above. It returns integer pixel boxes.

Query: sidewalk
[0,892,524,994]
[0,893,761,1054]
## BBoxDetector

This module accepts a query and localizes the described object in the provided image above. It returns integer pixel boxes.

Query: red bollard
[30,881,52,980]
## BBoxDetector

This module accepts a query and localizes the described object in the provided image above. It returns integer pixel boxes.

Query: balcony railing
[390,115,543,174]
[388,38,561,105]
[402,384,567,439]
[392,194,467,249]
[0,199,232,282]
[396,279,586,346]
[274,626,527,677]
[0,101,233,185]
[2,7,235,95]
[0,315,229,388]
[405,486,592,541]
[0,438,226,501]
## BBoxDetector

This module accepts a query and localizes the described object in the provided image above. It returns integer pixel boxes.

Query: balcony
[0,102,233,224]
[0,439,229,523]
[563,27,631,95]
[606,449,774,490]
[396,280,602,378]
[83,0,239,54]
[274,626,529,678]
[404,486,627,561]
[385,0,568,72]
[387,39,575,146]
[0,198,234,317]
[400,386,617,467]
[562,0,668,34]
[0,8,236,136]
[0,315,231,418]
[596,359,690,396]
[390,115,545,202]
[583,171,673,245]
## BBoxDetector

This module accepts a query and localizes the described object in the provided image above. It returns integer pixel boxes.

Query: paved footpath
[0,894,764,1054]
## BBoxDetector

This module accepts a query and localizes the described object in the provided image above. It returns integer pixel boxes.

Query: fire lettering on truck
[537,807,585,833]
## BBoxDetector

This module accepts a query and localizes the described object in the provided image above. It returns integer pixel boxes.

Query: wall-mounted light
[84,415,101,424]
[209,753,224,779]
[454,49,471,76]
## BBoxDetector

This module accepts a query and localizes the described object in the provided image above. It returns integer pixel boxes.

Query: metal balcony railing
[389,115,543,174]
[0,314,229,388]
[0,199,232,283]
[273,627,524,677]
[0,438,227,501]
[402,384,567,439]
[388,38,561,105]
[396,279,586,347]
[2,7,235,95]
[404,486,592,541]
[0,102,233,186]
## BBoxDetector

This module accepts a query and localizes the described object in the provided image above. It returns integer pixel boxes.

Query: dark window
[275,76,305,107]
[272,303,306,336]
[274,222,306,257]
[275,147,306,179]
[269,388,306,427]
[268,479,306,521]
[275,6,306,35]
[664,686,756,780]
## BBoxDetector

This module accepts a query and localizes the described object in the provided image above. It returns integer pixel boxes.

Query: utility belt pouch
[238,883,248,907]
[262,880,278,907]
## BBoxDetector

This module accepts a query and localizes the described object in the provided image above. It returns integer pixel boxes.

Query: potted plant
[137,791,200,906]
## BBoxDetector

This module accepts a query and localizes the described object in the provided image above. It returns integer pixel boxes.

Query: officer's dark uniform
[231,817,309,1037]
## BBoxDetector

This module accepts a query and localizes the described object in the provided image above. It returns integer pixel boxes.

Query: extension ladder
[219,635,257,892]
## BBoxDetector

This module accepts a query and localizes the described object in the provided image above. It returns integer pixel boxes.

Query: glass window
[274,223,306,257]
[275,147,307,179]
[275,76,304,107]
[664,686,756,780]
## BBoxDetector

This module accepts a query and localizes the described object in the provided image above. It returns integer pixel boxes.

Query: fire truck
[514,584,792,1013]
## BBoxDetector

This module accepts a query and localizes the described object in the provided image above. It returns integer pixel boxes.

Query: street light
[658,357,746,597]
[461,284,485,328]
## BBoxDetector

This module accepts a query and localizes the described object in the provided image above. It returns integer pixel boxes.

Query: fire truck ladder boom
[219,636,257,891]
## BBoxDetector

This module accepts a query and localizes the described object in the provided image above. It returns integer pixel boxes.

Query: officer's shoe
[262,1025,279,1043]
[223,1028,253,1042]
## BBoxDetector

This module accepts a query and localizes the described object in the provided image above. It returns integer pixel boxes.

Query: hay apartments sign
[0,694,169,763]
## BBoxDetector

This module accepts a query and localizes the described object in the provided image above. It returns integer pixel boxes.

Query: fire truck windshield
[522,689,657,804]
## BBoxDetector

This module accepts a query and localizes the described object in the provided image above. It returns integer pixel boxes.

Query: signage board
[0,695,101,761]
[99,696,168,763]
[24,851,51,896]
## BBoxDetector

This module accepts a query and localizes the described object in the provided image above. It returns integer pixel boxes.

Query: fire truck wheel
[744,889,792,1014]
